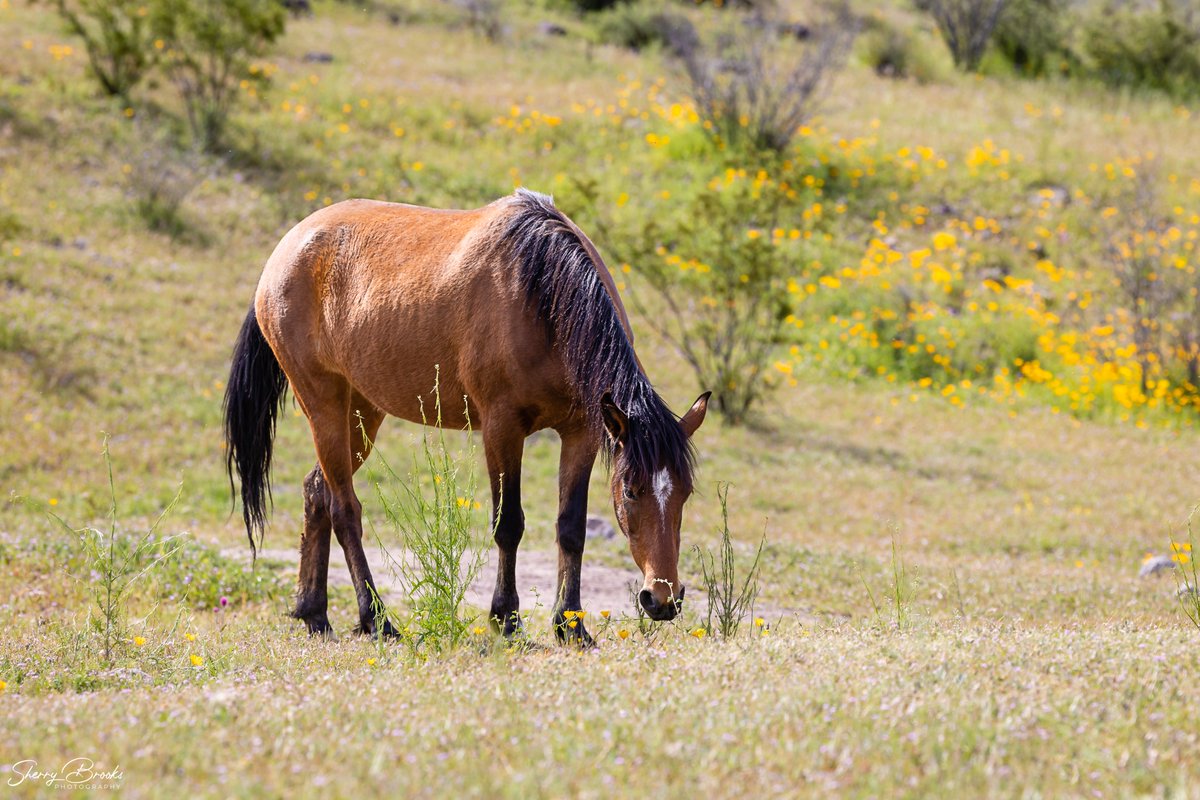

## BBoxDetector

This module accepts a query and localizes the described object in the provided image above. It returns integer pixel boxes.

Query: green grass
[3,0,1200,795]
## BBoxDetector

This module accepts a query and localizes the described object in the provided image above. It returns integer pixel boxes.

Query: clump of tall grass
[694,483,765,639]
[368,372,490,655]
[859,529,917,631]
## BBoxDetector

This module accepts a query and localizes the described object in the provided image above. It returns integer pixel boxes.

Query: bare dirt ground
[243,543,658,617]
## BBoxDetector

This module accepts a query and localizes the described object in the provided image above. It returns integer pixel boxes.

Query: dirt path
[245,543,663,617]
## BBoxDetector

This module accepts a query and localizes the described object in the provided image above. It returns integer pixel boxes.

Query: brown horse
[223,189,709,642]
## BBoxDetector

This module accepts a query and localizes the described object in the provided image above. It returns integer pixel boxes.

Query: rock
[1139,554,1176,577]
[303,52,334,64]
[538,21,567,37]
[586,514,617,541]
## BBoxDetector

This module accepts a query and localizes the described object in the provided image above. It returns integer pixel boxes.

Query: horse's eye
[622,485,637,501]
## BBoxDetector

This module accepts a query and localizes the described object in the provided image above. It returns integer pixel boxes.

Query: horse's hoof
[490,611,524,639]
[355,617,401,640]
[553,613,595,649]
[298,614,335,639]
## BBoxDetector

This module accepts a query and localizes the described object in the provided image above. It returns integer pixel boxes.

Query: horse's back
[254,196,567,428]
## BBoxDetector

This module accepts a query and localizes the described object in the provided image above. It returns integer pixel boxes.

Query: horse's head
[600,391,710,621]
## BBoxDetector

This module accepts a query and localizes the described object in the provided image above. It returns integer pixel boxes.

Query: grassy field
[3,0,1200,796]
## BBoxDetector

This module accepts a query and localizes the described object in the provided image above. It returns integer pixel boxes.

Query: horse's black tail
[223,305,288,559]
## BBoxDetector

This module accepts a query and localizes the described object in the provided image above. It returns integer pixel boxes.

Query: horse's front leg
[553,429,598,646]
[483,420,525,637]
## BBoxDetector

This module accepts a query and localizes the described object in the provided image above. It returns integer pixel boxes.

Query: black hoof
[490,610,523,638]
[356,616,401,640]
[291,607,335,638]
[553,610,595,648]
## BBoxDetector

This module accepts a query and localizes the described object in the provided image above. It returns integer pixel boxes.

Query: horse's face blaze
[602,392,710,622]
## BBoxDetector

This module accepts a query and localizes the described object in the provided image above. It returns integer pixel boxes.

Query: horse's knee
[494,508,525,551]
[556,510,586,555]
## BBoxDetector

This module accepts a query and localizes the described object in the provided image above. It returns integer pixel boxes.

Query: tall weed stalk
[695,483,765,639]
[48,436,185,663]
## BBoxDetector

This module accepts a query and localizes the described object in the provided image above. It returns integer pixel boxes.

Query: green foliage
[580,174,798,425]
[695,484,765,639]
[0,207,23,243]
[858,16,948,82]
[990,0,1075,76]
[369,372,490,654]
[1082,1,1200,98]
[53,0,157,98]
[152,0,286,150]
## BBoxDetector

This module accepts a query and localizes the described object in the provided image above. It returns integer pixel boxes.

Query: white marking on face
[652,468,672,514]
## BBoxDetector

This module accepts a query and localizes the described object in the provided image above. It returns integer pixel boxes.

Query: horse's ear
[600,392,629,444]
[680,391,711,438]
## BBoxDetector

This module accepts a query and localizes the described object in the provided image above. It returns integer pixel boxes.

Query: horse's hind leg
[292,394,385,637]
[292,465,334,635]
[483,416,526,637]
[293,373,396,637]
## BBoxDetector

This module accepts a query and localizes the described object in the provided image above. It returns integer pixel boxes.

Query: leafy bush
[1082,1,1200,97]
[152,0,286,150]
[579,171,801,425]
[858,16,949,82]
[53,0,158,98]
[675,7,858,154]
[916,0,1010,71]
[991,0,1075,76]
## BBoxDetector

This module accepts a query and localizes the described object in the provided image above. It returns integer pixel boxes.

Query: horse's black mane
[501,188,695,490]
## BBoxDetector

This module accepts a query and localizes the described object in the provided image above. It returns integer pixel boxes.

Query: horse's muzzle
[639,585,684,621]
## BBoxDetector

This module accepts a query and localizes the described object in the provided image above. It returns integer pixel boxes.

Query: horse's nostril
[638,589,657,614]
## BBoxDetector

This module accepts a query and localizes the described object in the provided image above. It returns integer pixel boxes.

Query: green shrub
[152,0,286,151]
[1082,1,1200,97]
[858,17,949,82]
[579,172,801,425]
[53,0,158,98]
[991,0,1076,76]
